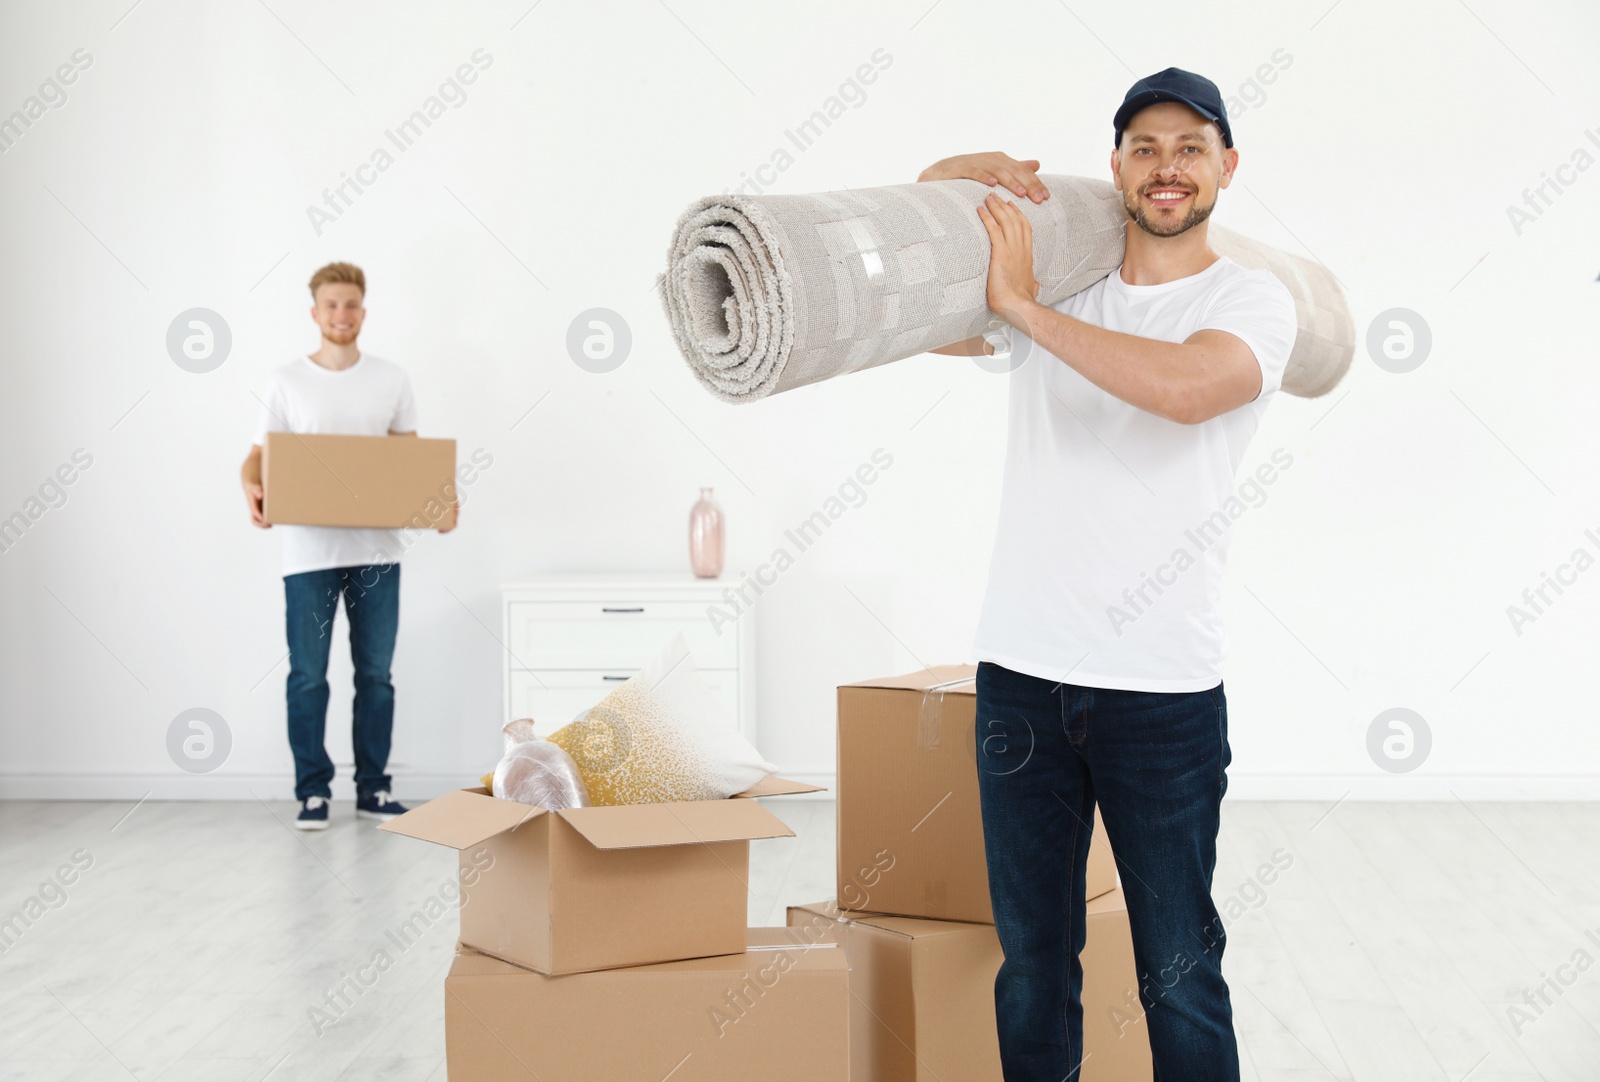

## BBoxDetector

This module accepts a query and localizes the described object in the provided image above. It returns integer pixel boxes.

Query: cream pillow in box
[547,632,777,805]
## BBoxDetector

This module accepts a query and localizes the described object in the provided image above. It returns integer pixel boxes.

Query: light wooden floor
[1,798,1596,1081]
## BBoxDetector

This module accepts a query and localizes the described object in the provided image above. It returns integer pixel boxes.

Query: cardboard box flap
[1087,885,1128,916]
[747,926,842,951]
[842,665,977,694]
[449,948,524,978]
[379,788,546,848]
[787,900,975,941]
[557,797,795,850]
[848,914,975,940]
[790,898,897,925]
[788,899,856,923]
[733,773,827,798]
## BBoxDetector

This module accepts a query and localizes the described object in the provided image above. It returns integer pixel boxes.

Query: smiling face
[311,281,365,345]
[1113,101,1237,238]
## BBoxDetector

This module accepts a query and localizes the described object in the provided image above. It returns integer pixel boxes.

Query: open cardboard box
[446,927,849,1081]
[838,665,1117,923]
[382,773,823,975]
[262,431,458,529]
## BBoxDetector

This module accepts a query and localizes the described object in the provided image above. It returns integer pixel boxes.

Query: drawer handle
[600,606,645,614]
[602,674,635,681]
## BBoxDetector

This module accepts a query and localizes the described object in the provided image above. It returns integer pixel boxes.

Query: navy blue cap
[1113,67,1233,149]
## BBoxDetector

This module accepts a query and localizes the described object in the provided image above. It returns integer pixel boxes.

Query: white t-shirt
[254,354,420,578]
[972,255,1298,692]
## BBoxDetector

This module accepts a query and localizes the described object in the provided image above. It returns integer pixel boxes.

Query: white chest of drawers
[500,575,756,745]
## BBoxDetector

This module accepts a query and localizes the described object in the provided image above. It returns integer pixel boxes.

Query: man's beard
[1123,185,1215,237]
[322,328,358,345]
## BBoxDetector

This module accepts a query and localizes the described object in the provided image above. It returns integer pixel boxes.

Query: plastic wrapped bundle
[490,718,590,810]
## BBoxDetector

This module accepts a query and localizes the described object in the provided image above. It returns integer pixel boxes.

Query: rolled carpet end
[1208,223,1354,399]
[656,194,798,403]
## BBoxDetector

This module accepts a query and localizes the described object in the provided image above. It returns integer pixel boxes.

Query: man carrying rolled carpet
[922,68,1296,1081]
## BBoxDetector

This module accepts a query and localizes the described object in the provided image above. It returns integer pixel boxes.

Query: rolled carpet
[657,174,1352,402]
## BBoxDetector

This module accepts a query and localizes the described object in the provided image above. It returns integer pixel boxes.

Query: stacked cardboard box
[446,929,848,1079]
[799,665,1153,1080]
[383,663,1152,1078]
[383,773,850,1080]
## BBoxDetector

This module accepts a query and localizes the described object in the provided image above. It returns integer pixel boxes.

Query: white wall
[1,0,1597,801]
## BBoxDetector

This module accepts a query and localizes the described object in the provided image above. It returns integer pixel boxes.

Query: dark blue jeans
[284,564,401,801]
[975,660,1239,1082]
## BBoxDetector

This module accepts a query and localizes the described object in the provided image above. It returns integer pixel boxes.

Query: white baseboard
[0,769,843,803]
[1220,773,1600,801]
[0,773,478,802]
[0,771,1595,802]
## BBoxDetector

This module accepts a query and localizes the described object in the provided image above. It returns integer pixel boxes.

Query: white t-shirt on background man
[254,353,419,578]
[972,255,1298,693]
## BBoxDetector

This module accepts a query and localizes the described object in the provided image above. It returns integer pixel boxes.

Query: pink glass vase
[689,487,724,578]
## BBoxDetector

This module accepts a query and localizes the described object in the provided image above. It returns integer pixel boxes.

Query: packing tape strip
[747,942,839,951]
[840,214,889,376]
[916,676,976,749]
[917,689,942,748]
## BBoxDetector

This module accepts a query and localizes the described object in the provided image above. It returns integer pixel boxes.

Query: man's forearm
[1009,299,1199,423]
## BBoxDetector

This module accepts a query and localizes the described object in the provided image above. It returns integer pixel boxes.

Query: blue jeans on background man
[975,660,1239,1082]
[284,564,401,802]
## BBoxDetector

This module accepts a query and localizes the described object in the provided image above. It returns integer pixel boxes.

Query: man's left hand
[976,192,1041,325]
